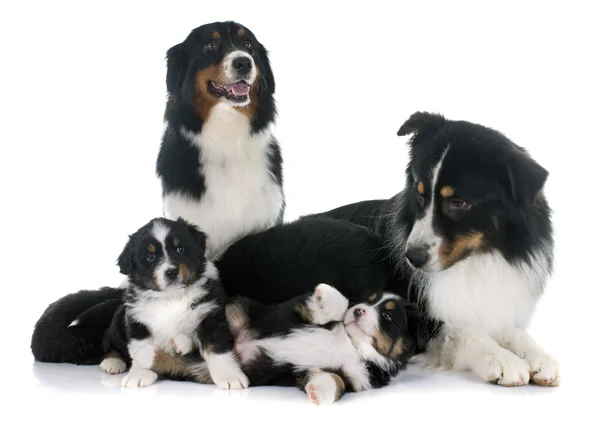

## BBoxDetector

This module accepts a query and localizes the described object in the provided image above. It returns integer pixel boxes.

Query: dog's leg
[298,368,346,405]
[100,350,127,375]
[424,324,531,386]
[294,283,349,325]
[495,327,560,387]
[120,318,158,388]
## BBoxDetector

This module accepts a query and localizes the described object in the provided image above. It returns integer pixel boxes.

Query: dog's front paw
[121,368,158,388]
[100,356,127,375]
[475,349,530,387]
[171,334,193,355]
[305,370,341,405]
[211,368,249,390]
[525,352,560,387]
[312,283,349,324]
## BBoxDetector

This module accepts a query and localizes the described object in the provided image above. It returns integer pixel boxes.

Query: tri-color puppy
[157,20,284,261]
[151,283,429,404]
[100,217,248,390]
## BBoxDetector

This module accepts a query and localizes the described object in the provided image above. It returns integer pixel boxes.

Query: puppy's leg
[199,307,249,390]
[294,283,349,325]
[100,351,127,375]
[424,324,530,387]
[121,319,158,388]
[495,328,560,387]
[171,333,193,355]
[298,368,346,405]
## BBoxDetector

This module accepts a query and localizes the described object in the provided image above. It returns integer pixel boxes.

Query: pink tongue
[228,81,250,96]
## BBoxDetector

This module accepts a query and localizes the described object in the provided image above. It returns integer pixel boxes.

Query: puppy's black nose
[353,307,366,319]
[233,56,252,73]
[406,246,429,268]
[165,267,179,280]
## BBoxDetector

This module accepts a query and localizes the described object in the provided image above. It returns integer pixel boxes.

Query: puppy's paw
[305,371,339,405]
[312,283,349,324]
[525,352,560,387]
[212,369,249,390]
[100,357,127,375]
[476,349,530,387]
[207,353,249,390]
[171,334,193,355]
[121,368,158,388]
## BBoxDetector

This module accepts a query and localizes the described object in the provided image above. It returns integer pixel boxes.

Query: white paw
[121,368,158,388]
[100,357,127,375]
[525,352,560,387]
[212,368,249,390]
[171,334,193,355]
[312,283,349,324]
[477,349,530,387]
[305,371,339,405]
[206,352,249,390]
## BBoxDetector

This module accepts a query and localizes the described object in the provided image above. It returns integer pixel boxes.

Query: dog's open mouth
[208,80,250,103]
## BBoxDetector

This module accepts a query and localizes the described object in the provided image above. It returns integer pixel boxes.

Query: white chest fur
[163,103,284,260]
[426,250,549,333]
[127,286,216,352]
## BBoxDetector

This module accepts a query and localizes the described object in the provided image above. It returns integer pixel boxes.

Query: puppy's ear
[258,44,275,94]
[397,111,445,138]
[405,303,430,351]
[166,42,188,95]
[176,217,207,254]
[506,152,549,206]
[116,238,135,276]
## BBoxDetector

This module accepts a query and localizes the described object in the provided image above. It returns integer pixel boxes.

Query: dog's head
[344,293,430,366]
[116,217,212,291]
[396,111,551,273]
[165,21,275,124]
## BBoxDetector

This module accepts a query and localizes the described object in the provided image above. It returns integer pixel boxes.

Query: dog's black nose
[353,307,366,319]
[406,246,429,268]
[233,56,252,73]
[165,267,179,280]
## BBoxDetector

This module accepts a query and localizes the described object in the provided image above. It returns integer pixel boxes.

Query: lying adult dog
[316,112,560,387]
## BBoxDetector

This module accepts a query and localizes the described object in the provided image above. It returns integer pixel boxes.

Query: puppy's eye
[382,311,392,321]
[449,199,471,210]
[243,41,252,49]
[176,246,185,254]
[146,253,155,262]
[206,41,216,50]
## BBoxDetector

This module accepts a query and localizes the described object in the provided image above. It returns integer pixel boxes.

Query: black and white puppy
[318,112,560,387]
[157,21,284,260]
[101,217,248,390]
[151,283,429,404]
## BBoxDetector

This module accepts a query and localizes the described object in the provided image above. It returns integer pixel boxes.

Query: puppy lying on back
[151,283,429,404]
[101,217,248,390]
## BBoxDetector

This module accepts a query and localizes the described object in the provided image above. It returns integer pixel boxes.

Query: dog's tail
[30,286,125,365]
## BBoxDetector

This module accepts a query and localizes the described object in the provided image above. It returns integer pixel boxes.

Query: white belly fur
[164,103,284,260]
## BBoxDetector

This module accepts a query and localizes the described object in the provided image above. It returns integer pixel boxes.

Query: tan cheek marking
[212,31,220,39]
[417,181,425,195]
[147,244,156,253]
[440,186,454,198]
[384,301,396,310]
[368,293,377,302]
[179,263,191,281]
[194,66,226,120]
[237,27,245,37]
[373,330,393,355]
[391,338,404,359]
[438,231,485,268]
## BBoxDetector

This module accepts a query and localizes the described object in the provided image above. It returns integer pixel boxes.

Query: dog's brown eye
[146,253,155,262]
[206,41,216,50]
[176,246,185,254]
[449,199,470,210]
[243,41,251,49]
[382,311,392,321]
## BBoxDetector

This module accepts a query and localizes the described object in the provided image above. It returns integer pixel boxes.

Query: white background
[1,0,598,419]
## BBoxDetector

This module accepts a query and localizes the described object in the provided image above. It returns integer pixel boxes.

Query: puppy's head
[116,217,210,291]
[397,111,551,273]
[165,21,275,118]
[344,294,429,365]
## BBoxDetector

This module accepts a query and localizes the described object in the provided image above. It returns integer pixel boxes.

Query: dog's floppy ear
[506,151,549,206]
[258,44,275,95]
[176,217,207,254]
[397,111,445,138]
[405,303,430,351]
[166,42,188,95]
[116,238,135,276]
